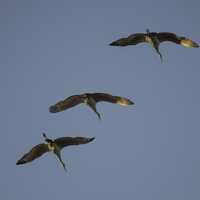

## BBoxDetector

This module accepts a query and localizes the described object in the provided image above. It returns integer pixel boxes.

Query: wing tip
[16,159,25,165]
[193,42,199,48]
[49,105,59,113]
[128,99,135,105]
[117,98,135,106]
[180,39,199,48]
[109,39,128,46]
[88,137,95,143]
[109,41,117,46]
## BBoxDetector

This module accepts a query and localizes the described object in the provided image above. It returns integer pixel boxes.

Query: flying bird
[110,29,199,62]
[49,92,134,119]
[16,133,95,172]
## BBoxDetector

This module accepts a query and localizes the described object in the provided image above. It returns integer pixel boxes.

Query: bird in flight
[16,133,95,172]
[49,92,134,119]
[110,29,199,62]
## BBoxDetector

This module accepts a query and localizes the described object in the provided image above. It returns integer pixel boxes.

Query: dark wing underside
[110,33,146,46]
[126,33,147,44]
[157,32,181,44]
[157,32,199,47]
[90,93,134,106]
[49,95,83,113]
[54,137,95,149]
[16,143,49,165]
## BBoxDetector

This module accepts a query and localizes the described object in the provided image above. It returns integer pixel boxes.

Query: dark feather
[54,137,95,149]
[16,144,49,165]
[157,32,199,47]
[49,95,83,113]
[110,33,146,46]
[157,32,182,44]
[89,93,134,105]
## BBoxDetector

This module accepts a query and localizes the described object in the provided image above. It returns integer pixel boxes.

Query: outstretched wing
[110,33,146,46]
[157,32,183,44]
[54,137,95,149]
[49,95,83,113]
[158,32,199,47]
[90,93,134,106]
[16,143,49,165]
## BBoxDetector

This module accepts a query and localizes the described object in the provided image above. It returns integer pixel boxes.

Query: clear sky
[1,0,200,199]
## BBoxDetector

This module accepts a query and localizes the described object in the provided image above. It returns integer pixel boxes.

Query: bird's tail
[158,51,163,63]
[61,161,67,172]
[154,47,163,63]
[89,105,101,120]
[55,152,67,172]
[87,100,102,120]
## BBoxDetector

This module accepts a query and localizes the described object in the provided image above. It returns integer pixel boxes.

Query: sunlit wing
[90,93,134,106]
[16,143,49,165]
[54,137,95,149]
[49,95,83,113]
[110,33,146,46]
[157,32,199,47]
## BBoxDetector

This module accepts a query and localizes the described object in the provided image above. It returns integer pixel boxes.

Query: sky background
[1,0,200,199]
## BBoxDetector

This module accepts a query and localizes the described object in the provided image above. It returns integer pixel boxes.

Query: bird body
[49,92,134,119]
[16,133,95,172]
[110,29,199,61]
[47,142,56,152]
[145,30,163,61]
[84,95,101,119]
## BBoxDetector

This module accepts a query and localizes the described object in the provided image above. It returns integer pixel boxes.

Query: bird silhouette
[16,133,95,172]
[110,29,199,62]
[49,92,134,119]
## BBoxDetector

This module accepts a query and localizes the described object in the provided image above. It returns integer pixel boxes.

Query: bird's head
[146,28,150,34]
[42,133,53,143]
[82,93,88,98]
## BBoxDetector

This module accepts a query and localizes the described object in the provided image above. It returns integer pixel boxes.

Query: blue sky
[1,0,200,199]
